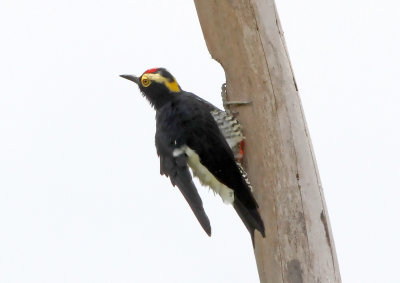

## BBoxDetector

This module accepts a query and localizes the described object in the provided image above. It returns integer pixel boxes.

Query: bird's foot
[221,83,252,115]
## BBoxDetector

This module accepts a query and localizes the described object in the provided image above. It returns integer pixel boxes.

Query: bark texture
[193,1,341,282]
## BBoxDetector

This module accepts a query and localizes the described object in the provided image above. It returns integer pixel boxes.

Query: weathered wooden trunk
[194,1,341,282]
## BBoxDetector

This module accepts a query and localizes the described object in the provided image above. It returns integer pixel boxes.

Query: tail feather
[233,199,265,246]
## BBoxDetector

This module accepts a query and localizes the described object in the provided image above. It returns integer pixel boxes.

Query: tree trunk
[193,1,341,282]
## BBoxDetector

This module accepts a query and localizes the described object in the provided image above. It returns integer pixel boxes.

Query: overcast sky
[1,0,399,282]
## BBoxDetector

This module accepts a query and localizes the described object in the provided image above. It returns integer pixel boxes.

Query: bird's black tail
[233,199,265,247]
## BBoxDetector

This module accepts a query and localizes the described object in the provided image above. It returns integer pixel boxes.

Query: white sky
[0,0,399,282]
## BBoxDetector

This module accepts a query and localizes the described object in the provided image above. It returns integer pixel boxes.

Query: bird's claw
[221,83,252,114]
[224,100,252,106]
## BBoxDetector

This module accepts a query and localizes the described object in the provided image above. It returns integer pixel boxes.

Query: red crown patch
[144,68,158,74]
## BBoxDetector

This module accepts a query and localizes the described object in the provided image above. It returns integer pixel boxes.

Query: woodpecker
[120,68,265,244]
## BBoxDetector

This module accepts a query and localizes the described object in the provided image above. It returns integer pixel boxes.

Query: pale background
[0,0,399,282]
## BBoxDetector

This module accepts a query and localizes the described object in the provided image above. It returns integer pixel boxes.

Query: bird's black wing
[155,108,211,236]
[178,95,258,208]
[179,94,265,240]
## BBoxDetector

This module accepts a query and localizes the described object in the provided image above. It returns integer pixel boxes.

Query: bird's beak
[120,74,139,85]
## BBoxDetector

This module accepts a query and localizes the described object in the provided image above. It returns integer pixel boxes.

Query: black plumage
[121,68,265,243]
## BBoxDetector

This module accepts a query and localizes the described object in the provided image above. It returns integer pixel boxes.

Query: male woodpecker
[120,68,265,243]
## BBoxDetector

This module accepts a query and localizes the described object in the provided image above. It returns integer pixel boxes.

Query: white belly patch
[173,146,234,204]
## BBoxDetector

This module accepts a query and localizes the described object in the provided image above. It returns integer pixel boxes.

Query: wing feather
[156,126,211,236]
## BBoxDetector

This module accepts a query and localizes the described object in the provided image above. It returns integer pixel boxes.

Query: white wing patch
[173,146,234,204]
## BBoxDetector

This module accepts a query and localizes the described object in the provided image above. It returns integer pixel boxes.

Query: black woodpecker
[120,68,265,244]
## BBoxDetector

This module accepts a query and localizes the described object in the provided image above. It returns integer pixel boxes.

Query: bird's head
[120,68,181,109]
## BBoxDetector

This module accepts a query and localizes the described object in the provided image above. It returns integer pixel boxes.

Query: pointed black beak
[120,74,139,85]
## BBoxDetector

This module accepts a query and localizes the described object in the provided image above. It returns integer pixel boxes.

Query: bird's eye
[141,76,151,87]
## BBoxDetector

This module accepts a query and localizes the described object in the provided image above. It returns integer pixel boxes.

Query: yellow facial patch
[145,73,181,93]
